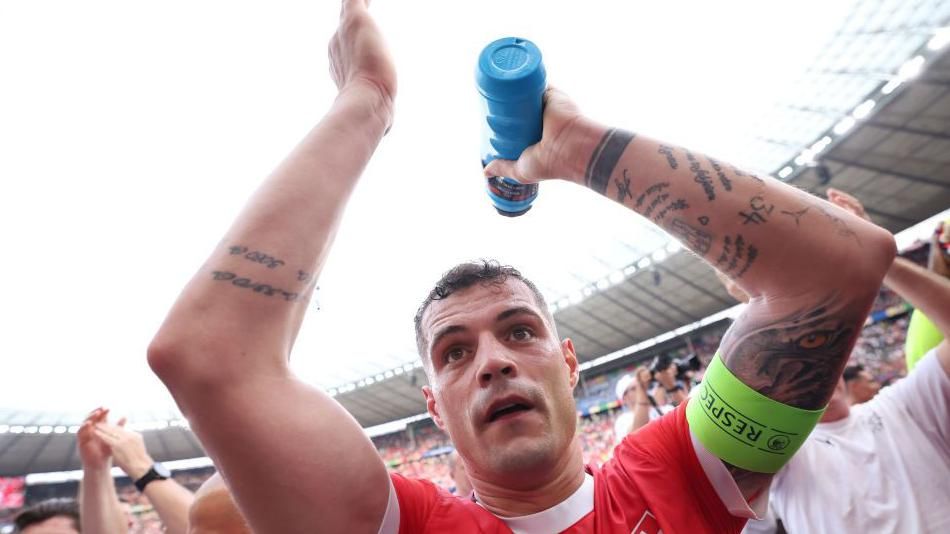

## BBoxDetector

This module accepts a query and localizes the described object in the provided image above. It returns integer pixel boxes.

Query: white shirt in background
[771,349,950,534]
[613,403,673,445]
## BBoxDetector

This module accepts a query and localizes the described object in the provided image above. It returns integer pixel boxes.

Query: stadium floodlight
[623,265,637,276]
[24,426,38,434]
[10,426,24,434]
[582,286,595,298]
[328,388,338,396]
[880,79,902,95]
[0,425,8,434]
[794,149,815,166]
[778,166,794,179]
[54,426,67,434]
[39,426,53,434]
[393,366,404,375]
[403,363,414,372]
[375,373,385,382]
[596,278,610,291]
[651,249,667,263]
[852,99,876,119]
[68,425,80,433]
[897,55,925,82]
[608,270,625,285]
[810,136,832,154]
[665,241,682,254]
[568,290,583,305]
[384,370,394,379]
[637,257,651,269]
[833,116,856,135]
[928,27,950,51]
[556,297,570,309]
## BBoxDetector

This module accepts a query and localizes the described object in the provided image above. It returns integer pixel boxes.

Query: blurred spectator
[842,364,880,405]
[14,498,79,534]
[613,366,667,443]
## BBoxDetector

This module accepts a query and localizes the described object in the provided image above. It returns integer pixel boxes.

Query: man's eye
[511,327,534,341]
[444,348,465,363]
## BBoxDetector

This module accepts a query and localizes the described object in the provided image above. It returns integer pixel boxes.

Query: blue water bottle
[476,37,546,216]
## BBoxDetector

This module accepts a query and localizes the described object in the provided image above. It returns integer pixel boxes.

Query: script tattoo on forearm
[669,218,712,255]
[685,150,716,201]
[715,234,759,278]
[229,246,285,269]
[657,144,679,169]
[636,182,670,209]
[211,271,303,302]
[719,294,864,409]
[585,128,636,195]
[706,157,733,192]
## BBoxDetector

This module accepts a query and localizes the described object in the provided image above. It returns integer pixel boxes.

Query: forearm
[563,119,894,297]
[80,467,128,534]
[885,257,950,336]
[631,395,651,432]
[142,480,195,534]
[564,119,894,409]
[149,86,389,382]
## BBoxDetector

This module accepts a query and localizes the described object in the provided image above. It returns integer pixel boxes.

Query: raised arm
[486,90,895,487]
[94,420,194,534]
[146,2,396,533]
[78,408,130,534]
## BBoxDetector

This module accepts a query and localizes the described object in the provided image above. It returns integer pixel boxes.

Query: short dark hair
[843,364,865,383]
[650,355,674,373]
[15,498,80,532]
[414,260,550,360]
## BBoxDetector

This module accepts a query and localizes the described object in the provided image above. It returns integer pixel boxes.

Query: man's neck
[469,442,586,518]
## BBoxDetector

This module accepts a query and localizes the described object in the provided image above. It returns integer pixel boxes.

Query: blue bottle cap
[476,37,546,101]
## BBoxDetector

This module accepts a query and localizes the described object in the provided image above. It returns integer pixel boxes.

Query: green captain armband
[686,353,826,473]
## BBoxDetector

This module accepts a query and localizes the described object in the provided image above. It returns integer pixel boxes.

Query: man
[147,1,894,532]
[765,189,950,533]
[186,473,251,534]
[842,364,879,405]
[78,407,194,534]
[648,355,688,407]
[13,499,79,534]
[612,366,664,443]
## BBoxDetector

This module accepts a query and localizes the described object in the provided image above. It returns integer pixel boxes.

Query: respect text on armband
[696,382,794,455]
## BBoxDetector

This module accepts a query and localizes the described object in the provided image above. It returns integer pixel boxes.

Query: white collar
[479,473,594,534]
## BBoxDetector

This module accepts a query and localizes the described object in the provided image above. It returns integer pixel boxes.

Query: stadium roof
[2,1,950,477]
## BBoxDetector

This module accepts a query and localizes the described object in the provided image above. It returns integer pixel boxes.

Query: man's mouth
[486,397,535,423]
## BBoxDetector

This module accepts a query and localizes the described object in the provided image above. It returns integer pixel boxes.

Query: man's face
[20,516,79,534]
[847,370,880,404]
[420,280,579,484]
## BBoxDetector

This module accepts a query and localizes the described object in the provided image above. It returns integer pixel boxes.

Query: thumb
[483,158,523,182]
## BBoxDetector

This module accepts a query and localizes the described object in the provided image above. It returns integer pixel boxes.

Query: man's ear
[562,338,579,389]
[422,386,446,429]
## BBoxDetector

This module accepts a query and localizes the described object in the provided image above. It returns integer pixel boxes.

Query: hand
[328,0,397,127]
[94,420,153,481]
[635,366,652,390]
[78,407,113,470]
[826,188,871,222]
[482,87,587,184]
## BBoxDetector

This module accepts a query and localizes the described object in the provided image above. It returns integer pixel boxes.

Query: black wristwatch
[134,462,171,492]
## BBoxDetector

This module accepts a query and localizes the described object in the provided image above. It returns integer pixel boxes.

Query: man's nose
[475,338,518,387]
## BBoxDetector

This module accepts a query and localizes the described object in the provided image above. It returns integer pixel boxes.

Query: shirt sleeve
[382,473,441,534]
[618,400,748,533]
[875,348,950,447]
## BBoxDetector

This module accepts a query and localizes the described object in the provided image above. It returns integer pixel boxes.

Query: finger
[484,158,523,182]
[93,426,119,445]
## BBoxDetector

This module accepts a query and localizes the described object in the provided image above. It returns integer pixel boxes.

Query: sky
[0,0,919,415]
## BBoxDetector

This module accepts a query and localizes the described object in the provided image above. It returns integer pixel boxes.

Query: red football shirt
[387,400,748,533]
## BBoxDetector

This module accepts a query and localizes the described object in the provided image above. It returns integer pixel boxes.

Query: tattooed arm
[485,89,895,493]
[147,2,396,533]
